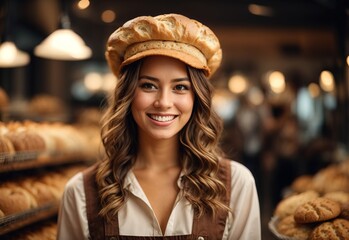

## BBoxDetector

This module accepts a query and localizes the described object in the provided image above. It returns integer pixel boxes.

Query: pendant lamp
[0,0,30,68]
[34,10,92,61]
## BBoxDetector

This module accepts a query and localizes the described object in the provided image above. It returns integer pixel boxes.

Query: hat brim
[120,48,210,76]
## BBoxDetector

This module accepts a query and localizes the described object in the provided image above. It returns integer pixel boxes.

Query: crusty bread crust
[106,13,222,78]
[294,198,341,223]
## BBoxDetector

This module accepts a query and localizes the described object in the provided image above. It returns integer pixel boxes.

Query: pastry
[310,218,349,240]
[276,215,313,240]
[274,190,319,219]
[294,197,341,223]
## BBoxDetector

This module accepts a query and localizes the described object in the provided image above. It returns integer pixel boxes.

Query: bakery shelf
[0,201,59,236]
[0,152,92,173]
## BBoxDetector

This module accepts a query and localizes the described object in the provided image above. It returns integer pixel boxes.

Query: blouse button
[197,237,205,240]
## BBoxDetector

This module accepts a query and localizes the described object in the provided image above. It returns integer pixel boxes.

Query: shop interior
[0,0,349,239]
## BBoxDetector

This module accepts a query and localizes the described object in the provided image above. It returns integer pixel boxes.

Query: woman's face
[131,55,194,141]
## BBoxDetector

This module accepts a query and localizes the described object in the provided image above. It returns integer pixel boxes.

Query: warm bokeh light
[319,70,335,92]
[268,71,286,94]
[247,87,264,106]
[248,4,273,16]
[84,72,103,91]
[212,89,237,120]
[228,74,248,94]
[77,0,90,10]
[102,73,117,91]
[346,56,349,67]
[101,10,116,23]
[308,83,321,98]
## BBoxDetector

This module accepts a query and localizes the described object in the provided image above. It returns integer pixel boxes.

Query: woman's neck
[135,135,180,171]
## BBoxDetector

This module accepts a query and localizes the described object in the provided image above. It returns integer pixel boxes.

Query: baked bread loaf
[106,13,222,78]
[274,190,319,219]
[276,215,313,240]
[20,179,57,205]
[339,203,349,220]
[310,218,349,240]
[323,191,349,205]
[294,197,341,223]
[0,186,37,216]
[0,135,15,162]
[291,175,314,193]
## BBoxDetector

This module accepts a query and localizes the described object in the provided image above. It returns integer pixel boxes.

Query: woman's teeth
[149,115,175,122]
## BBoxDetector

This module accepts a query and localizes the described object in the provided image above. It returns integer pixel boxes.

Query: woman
[57,13,260,239]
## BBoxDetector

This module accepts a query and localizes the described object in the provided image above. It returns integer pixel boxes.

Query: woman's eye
[174,84,189,91]
[140,82,156,90]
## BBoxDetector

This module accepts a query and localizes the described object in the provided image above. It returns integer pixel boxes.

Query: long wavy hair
[96,59,229,220]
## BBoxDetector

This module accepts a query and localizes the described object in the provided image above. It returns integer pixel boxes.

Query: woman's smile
[131,55,194,140]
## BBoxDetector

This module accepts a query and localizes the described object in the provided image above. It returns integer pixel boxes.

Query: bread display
[270,159,349,239]
[274,190,319,219]
[0,164,85,219]
[0,120,101,164]
[0,186,37,216]
[0,135,15,162]
[276,215,314,240]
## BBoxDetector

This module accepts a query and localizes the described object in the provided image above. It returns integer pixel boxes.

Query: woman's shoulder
[63,171,85,195]
[224,159,255,184]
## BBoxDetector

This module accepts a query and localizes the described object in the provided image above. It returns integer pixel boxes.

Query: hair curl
[96,59,229,220]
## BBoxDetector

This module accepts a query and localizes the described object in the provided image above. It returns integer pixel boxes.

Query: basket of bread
[269,160,349,240]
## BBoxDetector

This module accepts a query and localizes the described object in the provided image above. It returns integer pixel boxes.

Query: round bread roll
[310,218,349,240]
[0,186,38,215]
[274,190,320,219]
[339,203,349,220]
[6,130,46,153]
[294,198,341,223]
[106,13,222,78]
[276,215,313,240]
[291,175,314,193]
[0,135,15,162]
[323,191,349,205]
[20,179,57,205]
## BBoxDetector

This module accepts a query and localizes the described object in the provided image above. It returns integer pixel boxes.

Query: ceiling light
[0,41,30,67]
[34,13,92,60]
[34,29,92,60]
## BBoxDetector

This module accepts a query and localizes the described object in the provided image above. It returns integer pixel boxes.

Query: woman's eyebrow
[139,75,190,82]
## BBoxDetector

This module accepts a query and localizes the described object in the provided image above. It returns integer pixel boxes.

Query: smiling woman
[56,13,261,240]
[131,56,194,141]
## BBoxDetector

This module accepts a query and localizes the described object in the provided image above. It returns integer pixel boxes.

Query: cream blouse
[57,161,261,239]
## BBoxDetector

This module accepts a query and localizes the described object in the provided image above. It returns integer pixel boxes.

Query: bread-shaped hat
[106,13,222,79]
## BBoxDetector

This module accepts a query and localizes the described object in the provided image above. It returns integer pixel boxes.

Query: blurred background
[0,0,349,239]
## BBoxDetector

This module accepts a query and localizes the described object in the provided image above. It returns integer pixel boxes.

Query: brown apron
[83,159,231,240]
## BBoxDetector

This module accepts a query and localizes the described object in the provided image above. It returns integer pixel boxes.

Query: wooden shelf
[0,152,92,173]
[0,202,59,235]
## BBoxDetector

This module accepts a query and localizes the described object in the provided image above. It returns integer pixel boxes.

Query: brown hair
[96,59,229,220]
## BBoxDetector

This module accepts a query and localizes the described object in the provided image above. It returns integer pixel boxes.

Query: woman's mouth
[148,114,176,122]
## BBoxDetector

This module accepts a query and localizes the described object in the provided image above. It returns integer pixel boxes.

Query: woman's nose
[154,90,173,108]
